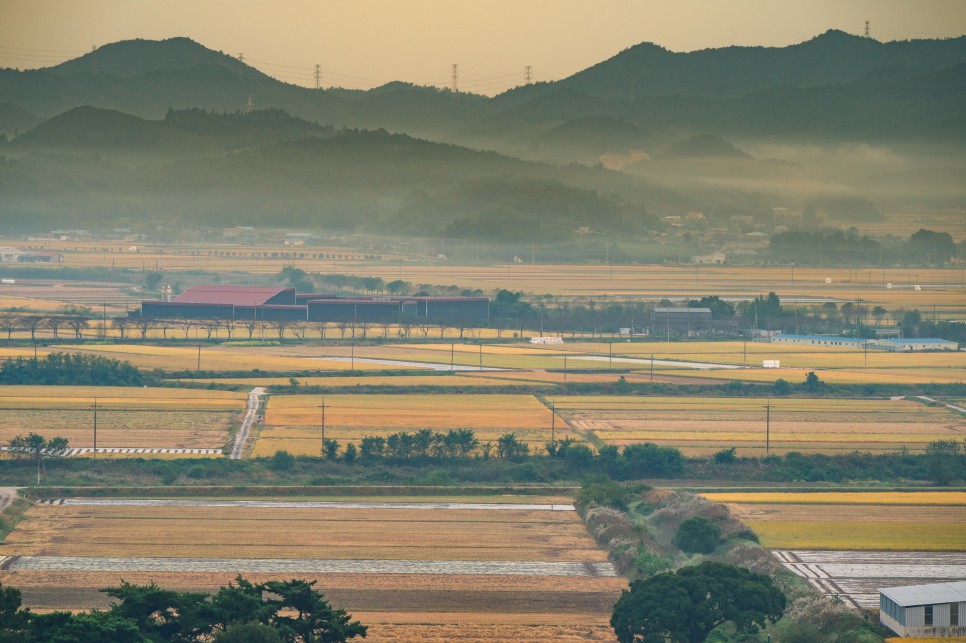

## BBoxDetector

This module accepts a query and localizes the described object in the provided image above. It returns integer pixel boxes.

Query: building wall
[308,301,400,323]
[141,302,235,320]
[419,299,489,322]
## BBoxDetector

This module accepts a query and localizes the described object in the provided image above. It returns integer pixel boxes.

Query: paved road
[7,555,616,576]
[916,395,966,414]
[55,498,576,511]
[230,387,266,459]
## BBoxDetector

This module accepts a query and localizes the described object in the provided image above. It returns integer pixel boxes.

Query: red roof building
[172,286,296,307]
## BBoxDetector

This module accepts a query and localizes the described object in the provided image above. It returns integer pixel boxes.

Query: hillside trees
[610,561,786,643]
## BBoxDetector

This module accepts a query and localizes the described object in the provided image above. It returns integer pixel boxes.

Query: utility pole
[196,345,201,371]
[319,398,327,446]
[550,400,556,450]
[478,343,483,370]
[450,343,455,372]
[864,20,871,38]
[246,95,254,114]
[765,399,771,455]
[524,65,532,85]
[563,354,567,382]
[650,354,654,382]
[314,64,322,90]
[238,52,245,62]
[92,398,97,455]
[451,64,459,93]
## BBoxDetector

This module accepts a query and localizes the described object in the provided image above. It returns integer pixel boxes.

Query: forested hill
[0,111,681,236]
[1,32,964,146]
[552,30,966,99]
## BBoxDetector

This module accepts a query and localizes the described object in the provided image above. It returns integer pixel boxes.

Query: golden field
[254,393,574,456]
[705,491,966,550]
[702,491,966,505]
[0,386,245,451]
[555,395,964,455]
[0,497,623,640]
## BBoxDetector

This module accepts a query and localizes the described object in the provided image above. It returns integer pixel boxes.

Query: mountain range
[0,31,963,242]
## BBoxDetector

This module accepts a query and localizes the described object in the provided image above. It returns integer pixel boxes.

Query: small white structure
[691,251,726,264]
[770,334,869,348]
[880,581,966,638]
[762,359,780,368]
[530,336,563,345]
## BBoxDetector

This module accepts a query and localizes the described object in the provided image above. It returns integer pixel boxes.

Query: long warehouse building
[141,285,489,323]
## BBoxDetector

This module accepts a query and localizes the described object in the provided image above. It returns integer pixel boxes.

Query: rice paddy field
[0,497,623,641]
[0,386,246,451]
[554,395,966,456]
[701,491,966,550]
[254,393,574,457]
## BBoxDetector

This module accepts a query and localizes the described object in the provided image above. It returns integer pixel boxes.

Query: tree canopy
[611,561,786,643]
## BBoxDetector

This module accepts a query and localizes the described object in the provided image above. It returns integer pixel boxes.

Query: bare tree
[177,319,194,339]
[417,321,432,339]
[380,321,392,338]
[289,321,307,339]
[337,321,350,339]
[22,315,45,341]
[223,318,237,340]
[269,319,291,339]
[199,319,221,340]
[112,316,132,340]
[65,315,89,340]
[312,321,328,339]
[134,316,154,339]
[41,316,63,339]
[241,319,258,339]
[157,318,173,339]
[356,321,371,339]
[0,313,22,339]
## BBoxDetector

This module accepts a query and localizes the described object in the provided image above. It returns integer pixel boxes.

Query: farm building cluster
[140,286,490,323]
[767,334,959,352]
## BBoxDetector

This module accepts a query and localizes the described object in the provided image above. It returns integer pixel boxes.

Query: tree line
[0,576,365,642]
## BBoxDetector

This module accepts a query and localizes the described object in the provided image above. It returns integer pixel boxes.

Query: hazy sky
[3,0,965,94]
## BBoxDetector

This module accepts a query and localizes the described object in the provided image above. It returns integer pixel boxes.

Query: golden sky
[2,0,965,94]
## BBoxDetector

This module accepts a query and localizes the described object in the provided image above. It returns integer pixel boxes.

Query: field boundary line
[55,498,577,511]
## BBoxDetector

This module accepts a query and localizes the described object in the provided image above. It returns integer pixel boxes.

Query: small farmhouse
[879,581,966,638]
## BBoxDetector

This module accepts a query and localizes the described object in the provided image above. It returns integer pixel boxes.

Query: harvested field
[556,395,965,455]
[775,550,966,609]
[171,374,533,387]
[0,497,624,640]
[255,393,573,456]
[0,386,245,451]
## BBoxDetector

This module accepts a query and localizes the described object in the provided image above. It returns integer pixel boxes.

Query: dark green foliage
[712,447,737,464]
[269,450,296,472]
[673,516,722,554]
[0,576,366,642]
[0,353,144,386]
[688,296,735,320]
[496,432,530,460]
[926,439,964,486]
[611,561,786,643]
[621,443,684,478]
[767,230,881,265]
[804,371,823,390]
[905,228,957,265]
[633,545,673,577]
[322,440,340,460]
[576,479,633,511]
[772,378,791,396]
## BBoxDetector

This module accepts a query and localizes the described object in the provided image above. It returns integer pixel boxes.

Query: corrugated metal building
[770,334,869,348]
[872,338,959,352]
[880,581,966,638]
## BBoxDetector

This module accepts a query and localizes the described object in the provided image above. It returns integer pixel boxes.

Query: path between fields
[915,395,966,414]
[0,487,19,512]
[230,387,266,460]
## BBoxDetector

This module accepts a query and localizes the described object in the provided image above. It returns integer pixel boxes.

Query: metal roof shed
[880,581,966,638]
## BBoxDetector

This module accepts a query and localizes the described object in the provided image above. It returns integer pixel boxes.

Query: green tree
[214,622,284,643]
[611,562,786,643]
[103,581,211,641]
[804,371,823,391]
[261,579,367,642]
[28,610,146,642]
[7,433,70,485]
[496,432,529,460]
[673,516,721,554]
[772,378,791,396]
[926,439,963,486]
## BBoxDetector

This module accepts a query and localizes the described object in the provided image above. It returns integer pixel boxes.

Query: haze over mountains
[0,31,963,240]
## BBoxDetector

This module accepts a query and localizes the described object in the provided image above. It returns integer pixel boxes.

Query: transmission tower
[246,95,254,113]
[524,65,532,85]
[238,52,245,63]
[314,64,322,90]
[451,64,459,93]
[864,21,871,38]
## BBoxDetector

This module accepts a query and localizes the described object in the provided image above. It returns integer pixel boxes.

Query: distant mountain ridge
[1,30,963,147]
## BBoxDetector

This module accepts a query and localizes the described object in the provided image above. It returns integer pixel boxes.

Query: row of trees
[0,353,145,386]
[768,228,960,266]
[0,576,365,642]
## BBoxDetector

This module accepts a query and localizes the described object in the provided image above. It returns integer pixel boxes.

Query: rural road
[916,395,966,414]
[229,387,265,460]
[0,487,19,512]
